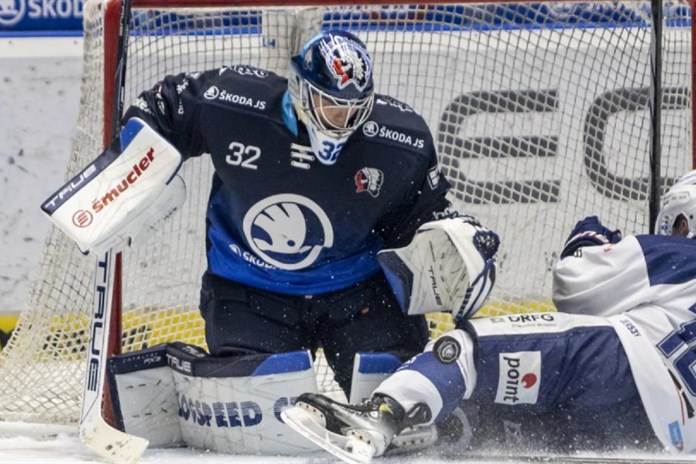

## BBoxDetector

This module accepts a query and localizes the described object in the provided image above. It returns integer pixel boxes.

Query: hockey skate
[281,393,432,464]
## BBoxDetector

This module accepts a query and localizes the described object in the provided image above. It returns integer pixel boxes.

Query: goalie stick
[77,0,148,460]
[78,250,148,463]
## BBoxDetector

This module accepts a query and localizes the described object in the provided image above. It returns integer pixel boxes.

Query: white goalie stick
[78,250,149,463]
[78,0,148,461]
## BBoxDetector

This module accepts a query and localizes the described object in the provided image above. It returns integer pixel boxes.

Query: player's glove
[560,216,622,258]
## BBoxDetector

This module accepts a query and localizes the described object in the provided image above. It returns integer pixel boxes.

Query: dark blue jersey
[123,65,454,295]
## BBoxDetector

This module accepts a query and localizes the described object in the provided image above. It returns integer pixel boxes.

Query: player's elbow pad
[40,118,185,255]
[377,217,499,323]
[560,216,622,258]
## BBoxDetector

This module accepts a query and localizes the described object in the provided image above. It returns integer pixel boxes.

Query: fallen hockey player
[281,171,696,463]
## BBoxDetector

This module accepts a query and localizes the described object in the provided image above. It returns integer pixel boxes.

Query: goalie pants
[199,271,429,395]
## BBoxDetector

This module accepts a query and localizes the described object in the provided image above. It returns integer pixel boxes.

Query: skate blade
[281,406,377,464]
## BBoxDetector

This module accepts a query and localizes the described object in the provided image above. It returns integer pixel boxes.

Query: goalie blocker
[377,217,499,323]
[41,118,186,255]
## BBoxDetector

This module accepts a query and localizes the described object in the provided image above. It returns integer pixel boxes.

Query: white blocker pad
[110,342,322,455]
[377,218,495,322]
[41,117,184,255]
[349,352,402,404]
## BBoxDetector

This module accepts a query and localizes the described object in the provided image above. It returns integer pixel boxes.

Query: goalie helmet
[289,30,375,165]
[655,169,696,237]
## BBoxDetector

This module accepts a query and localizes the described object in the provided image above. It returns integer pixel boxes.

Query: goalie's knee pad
[109,343,321,454]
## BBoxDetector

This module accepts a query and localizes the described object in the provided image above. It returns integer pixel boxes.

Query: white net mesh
[0,0,691,427]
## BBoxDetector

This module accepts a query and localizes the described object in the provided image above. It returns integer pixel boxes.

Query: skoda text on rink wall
[0,0,692,432]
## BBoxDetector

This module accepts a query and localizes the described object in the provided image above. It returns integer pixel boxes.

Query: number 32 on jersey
[226,141,260,170]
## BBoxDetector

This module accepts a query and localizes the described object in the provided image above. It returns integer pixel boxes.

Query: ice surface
[0,432,693,464]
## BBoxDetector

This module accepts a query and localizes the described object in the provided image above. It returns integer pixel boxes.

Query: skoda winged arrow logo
[0,0,25,26]
[242,194,334,270]
[204,86,220,99]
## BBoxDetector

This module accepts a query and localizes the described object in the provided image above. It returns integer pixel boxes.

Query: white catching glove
[378,217,499,323]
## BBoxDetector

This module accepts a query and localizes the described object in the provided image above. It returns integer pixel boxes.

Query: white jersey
[553,234,696,453]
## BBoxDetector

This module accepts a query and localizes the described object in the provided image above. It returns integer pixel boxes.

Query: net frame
[0,0,693,430]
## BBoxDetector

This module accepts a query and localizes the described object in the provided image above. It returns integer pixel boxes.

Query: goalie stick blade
[281,407,376,464]
[80,416,149,464]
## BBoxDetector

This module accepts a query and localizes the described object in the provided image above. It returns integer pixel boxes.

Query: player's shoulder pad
[358,94,433,151]
[635,234,696,285]
[200,65,287,114]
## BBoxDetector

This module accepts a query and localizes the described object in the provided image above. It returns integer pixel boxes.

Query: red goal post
[0,0,693,430]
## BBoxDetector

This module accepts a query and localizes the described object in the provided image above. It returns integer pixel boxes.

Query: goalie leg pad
[166,343,321,455]
[108,344,183,448]
[110,343,323,454]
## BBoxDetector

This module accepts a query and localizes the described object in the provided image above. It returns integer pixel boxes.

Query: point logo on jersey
[495,351,541,405]
[242,194,334,270]
[319,35,372,91]
[355,167,383,198]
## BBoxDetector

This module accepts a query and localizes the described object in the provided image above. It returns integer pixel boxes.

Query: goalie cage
[0,0,693,457]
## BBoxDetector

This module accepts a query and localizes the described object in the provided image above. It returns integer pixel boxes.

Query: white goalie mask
[655,170,696,237]
[288,30,375,165]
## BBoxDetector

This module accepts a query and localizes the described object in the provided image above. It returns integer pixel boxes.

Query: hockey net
[0,0,692,428]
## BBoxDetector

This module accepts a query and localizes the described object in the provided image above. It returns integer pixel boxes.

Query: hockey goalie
[41,30,500,461]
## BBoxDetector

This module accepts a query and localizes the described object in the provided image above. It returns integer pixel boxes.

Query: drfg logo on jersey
[495,351,541,405]
[243,194,334,270]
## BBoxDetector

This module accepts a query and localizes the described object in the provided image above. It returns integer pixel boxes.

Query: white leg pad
[109,345,183,448]
[110,343,323,454]
[168,344,320,454]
